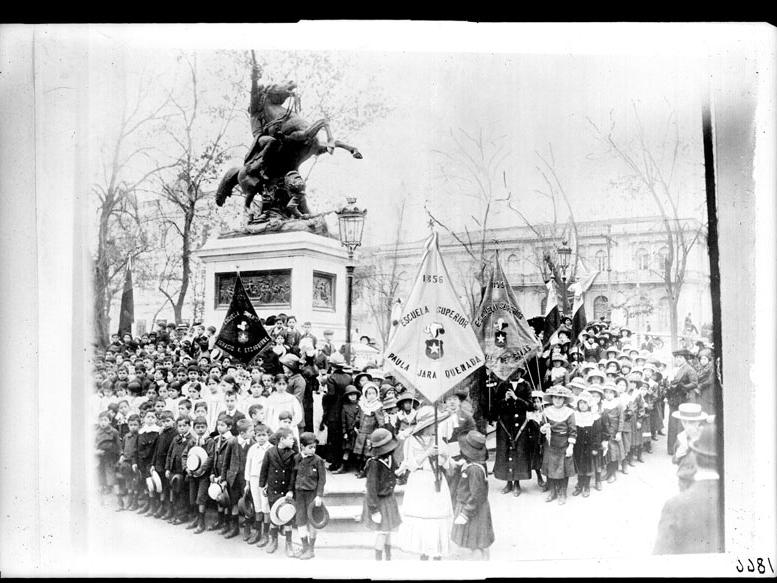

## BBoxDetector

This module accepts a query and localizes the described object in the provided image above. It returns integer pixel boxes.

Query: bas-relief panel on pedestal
[216,270,292,309]
[312,271,336,311]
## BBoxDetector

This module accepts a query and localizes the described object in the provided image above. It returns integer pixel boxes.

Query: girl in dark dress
[450,431,494,559]
[571,391,603,498]
[526,390,548,491]
[540,386,577,505]
[491,378,533,497]
[361,428,402,561]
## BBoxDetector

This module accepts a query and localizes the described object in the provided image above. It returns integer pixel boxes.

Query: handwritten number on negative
[736,558,774,574]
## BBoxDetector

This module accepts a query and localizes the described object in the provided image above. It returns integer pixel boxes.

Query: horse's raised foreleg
[332,140,363,159]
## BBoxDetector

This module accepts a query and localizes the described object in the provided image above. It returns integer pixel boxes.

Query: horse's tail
[215,167,240,207]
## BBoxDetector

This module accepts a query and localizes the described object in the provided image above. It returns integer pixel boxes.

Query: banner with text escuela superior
[383,232,485,403]
[215,273,271,364]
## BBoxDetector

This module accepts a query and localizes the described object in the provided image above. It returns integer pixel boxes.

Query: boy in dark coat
[340,385,361,473]
[151,411,177,519]
[136,410,161,515]
[186,415,215,534]
[116,414,141,510]
[221,418,255,540]
[259,426,297,556]
[208,414,234,533]
[289,432,327,560]
[165,415,195,524]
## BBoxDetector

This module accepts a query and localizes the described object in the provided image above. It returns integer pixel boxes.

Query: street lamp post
[335,197,367,366]
[556,240,572,315]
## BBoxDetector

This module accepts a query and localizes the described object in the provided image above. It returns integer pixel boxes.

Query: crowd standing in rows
[93,313,718,559]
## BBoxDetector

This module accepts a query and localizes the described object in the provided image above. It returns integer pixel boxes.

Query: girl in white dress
[397,406,453,560]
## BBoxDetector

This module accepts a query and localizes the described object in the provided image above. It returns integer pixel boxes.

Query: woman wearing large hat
[450,431,495,559]
[361,428,402,560]
[539,386,577,504]
[396,406,454,560]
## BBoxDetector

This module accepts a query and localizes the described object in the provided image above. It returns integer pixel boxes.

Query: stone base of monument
[196,230,349,342]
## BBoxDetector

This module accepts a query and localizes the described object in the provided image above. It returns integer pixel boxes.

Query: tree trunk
[669,295,680,351]
[174,210,194,324]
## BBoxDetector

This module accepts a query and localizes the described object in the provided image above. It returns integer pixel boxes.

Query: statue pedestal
[196,231,350,343]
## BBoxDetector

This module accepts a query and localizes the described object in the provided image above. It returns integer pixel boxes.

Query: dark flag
[117,255,134,337]
[215,273,271,364]
[473,252,540,380]
[570,271,599,342]
[542,279,560,347]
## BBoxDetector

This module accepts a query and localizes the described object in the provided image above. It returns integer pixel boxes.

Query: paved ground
[81,432,676,571]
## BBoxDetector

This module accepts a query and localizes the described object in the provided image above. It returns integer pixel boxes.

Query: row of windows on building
[504,247,671,274]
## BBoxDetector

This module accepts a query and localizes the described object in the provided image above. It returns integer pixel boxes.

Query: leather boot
[572,480,583,496]
[208,513,224,532]
[645,441,653,453]
[265,528,279,554]
[621,459,629,474]
[247,520,262,544]
[512,482,522,497]
[544,480,558,503]
[636,446,645,462]
[500,481,513,494]
[627,451,636,467]
[194,513,207,534]
[154,499,166,518]
[127,493,139,511]
[558,478,568,505]
[583,477,591,498]
[536,471,547,492]
[607,463,617,483]
[298,537,314,560]
[384,543,392,561]
[285,530,299,557]
[256,522,270,548]
[186,511,200,529]
[243,519,252,542]
[594,471,603,491]
[220,514,232,535]
[144,498,158,516]
[224,516,240,539]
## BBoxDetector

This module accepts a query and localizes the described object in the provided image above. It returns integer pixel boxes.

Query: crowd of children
[93,314,716,559]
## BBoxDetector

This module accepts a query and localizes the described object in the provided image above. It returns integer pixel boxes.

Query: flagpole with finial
[428,219,442,493]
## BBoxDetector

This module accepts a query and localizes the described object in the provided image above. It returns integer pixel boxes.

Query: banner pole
[434,402,441,492]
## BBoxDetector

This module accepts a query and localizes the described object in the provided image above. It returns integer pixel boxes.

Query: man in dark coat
[666,349,699,454]
[490,374,533,497]
[322,354,352,472]
[654,422,721,555]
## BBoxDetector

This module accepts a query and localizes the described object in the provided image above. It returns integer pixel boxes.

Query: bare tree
[92,78,172,347]
[505,144,582,314]
[588,104,705,349]
[353,197,409,348]
[426,128,510,318]
[149,54,243,324]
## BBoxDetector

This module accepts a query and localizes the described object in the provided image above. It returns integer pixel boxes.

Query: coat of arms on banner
[424,322,445,359]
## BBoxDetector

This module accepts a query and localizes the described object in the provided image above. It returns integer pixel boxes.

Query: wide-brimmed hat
[148,468,163,493]
[602,382,621,395]
[307,499,330,529]
[369,428,399,456]
[186,445,208,476]
[362,381,381,398]
[605,358,621,370]
[567,377,589,394]
[207,482,222,502]
[328,352,346,368]
[343,384,361,397]
[270,497,296,526]
[689,421,717,461]
[671,402,708,422]
[551,352,568,364]
[580,362,596,373]
[238,490,255,519]
[169,473,184,494]
[543,385,574,405]
[586,384,605,398]
[353,371,374,386]
[381,396,398,410]
[411,406,451,435]
[396,393,420,408]
[586,369,605,382]
[575,390,594,408]
[672,348,692,359]
[617,354,633,363]
[459,430,487,462]
[279,353,301,373]
[636,351,649,361]
[530,389,545,400]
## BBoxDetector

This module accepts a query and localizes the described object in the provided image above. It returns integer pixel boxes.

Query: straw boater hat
[186,445,209,477]
[459,430,487,462]
[411,406,451,435]
[270,497,297,527]
[208,482,222,502]
[148,468,163,494]
[671,402,708,422]
[543,385,574,405]
[369,428,399,456]
[169,473,184,494]
[587,384,605,398]
[568,377,589,395]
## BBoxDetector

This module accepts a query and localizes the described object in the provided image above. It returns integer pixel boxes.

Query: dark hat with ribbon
[307,499,330,529]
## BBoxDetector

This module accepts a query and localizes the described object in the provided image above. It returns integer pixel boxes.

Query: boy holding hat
[186,415,215,534]
[165,415,195,525]
[244,423,272,546]
[221,418,255,539]
[288,432,327,559]
[259,426,297,556]
[208,413,235,533]
[151,411,177,520]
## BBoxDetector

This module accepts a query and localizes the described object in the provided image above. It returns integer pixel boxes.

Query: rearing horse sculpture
[216,76,362,216]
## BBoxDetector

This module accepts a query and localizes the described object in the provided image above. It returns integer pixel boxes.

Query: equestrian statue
[216,54,363,223]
